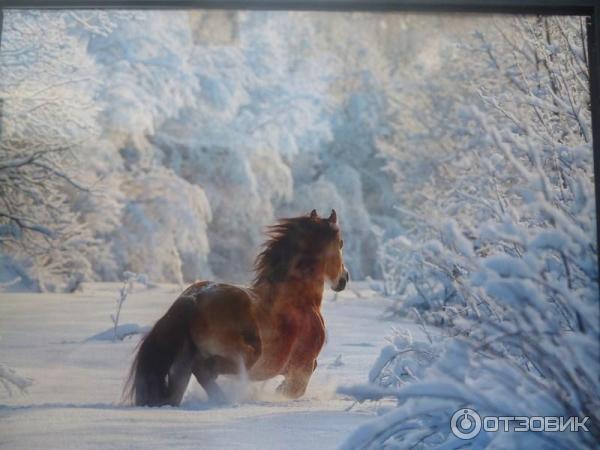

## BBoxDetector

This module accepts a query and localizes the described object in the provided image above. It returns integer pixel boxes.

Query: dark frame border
[0,1,599,291]
[0,1,596,15]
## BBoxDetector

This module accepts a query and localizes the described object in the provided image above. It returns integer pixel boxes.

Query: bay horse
[124,209,349,406]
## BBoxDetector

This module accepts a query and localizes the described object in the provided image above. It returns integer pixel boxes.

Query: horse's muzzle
[332,269,349,292]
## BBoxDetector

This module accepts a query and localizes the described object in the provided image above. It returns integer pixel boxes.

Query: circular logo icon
[451,408,482,440]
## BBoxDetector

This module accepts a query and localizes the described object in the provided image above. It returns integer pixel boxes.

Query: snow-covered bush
[342,320,597,449]
[378,15,596,320]
[343,208,599,447]
[344,16,599,448]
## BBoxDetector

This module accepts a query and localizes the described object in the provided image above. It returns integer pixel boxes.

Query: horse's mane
[253,214,338,286]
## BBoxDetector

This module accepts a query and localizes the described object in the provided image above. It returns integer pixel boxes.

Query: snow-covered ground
[0,282,420,450]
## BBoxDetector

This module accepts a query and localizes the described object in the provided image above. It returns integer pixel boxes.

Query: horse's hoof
[276,381,304,399]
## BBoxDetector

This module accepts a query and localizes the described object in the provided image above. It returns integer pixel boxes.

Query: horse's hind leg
[191,357,227,403]
[165,340,194,406]
[193,338,260,401]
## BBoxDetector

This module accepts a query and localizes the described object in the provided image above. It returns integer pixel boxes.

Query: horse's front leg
[275,310,324,399]
[276,359,317,399]
[277,352,318,398]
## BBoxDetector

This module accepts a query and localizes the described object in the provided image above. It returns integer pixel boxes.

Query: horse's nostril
[344,269,350,281]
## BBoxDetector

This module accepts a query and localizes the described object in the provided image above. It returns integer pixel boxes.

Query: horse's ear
[328,209,337,224]
[310,209,318,220]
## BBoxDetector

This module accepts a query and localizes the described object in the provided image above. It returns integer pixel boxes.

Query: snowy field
[0,282,418,450]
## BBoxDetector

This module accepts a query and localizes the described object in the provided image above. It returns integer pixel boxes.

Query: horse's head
[311,209,349,292]
[253,209,350,292]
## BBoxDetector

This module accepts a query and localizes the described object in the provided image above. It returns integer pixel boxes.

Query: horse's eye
[340,239,344,249]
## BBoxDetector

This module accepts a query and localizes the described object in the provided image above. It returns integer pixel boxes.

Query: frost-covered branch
[111,271,148,341]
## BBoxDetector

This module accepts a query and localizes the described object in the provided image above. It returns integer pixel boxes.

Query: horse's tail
[123,295,196,406]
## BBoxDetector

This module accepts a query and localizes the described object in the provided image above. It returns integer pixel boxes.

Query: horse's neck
[252,278,325,311]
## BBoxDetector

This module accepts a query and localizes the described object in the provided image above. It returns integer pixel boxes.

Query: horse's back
[182,280,257,323]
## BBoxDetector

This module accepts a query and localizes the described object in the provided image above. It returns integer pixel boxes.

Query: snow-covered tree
[68,11,211,284]
[110,167,212,284]
[86,11,200,155]
[345,16,598,448]
[0,11,102,291]
[148,12,297,280]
